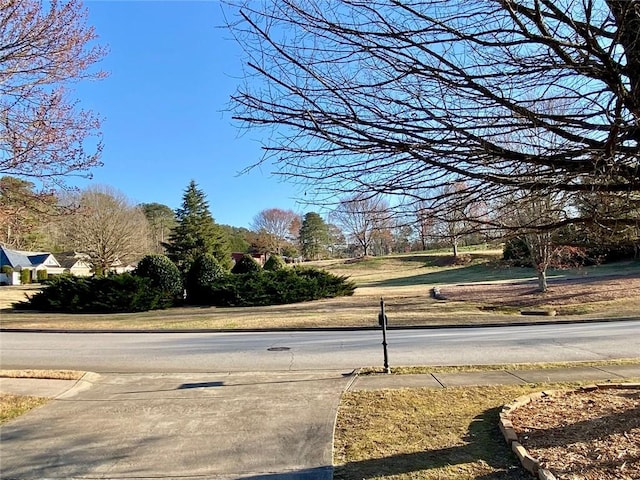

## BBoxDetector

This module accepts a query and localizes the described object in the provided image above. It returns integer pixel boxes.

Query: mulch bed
[509,387,640,479]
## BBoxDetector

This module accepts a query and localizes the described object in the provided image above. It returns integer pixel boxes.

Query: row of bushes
[503,238,639,267]
[14,254,355,313]
[189,268,356,307]
[1,265,48,284]
[14,274,169,313]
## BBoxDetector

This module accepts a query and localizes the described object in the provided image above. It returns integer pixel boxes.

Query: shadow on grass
[363,263,538,288]
[334,407,528,480]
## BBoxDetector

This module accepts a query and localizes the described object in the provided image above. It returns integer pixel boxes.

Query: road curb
[1,315,638,334]
[56,371,100,399]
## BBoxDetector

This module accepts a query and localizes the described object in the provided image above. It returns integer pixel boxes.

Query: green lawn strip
[334,382,584,480]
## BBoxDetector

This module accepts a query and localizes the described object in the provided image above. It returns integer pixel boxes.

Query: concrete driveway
[1,371,354,479]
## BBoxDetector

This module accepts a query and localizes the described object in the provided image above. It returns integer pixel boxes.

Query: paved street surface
[1,371,353,479]
[3,321,640,372]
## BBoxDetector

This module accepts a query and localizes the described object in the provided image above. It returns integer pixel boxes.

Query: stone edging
[498,382,640,480]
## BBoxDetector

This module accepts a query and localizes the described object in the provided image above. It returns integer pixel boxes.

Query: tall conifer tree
[164,181,231,273]
[299,212,329,260]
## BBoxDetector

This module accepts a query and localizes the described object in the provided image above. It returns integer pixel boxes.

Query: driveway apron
[0,371,354,479]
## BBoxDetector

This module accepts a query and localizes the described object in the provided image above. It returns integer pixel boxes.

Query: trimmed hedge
[186,254,227,304]
[190,267,356,307]
[135,255,183,307]
[263,254,286,271]
[36,269,48,282]
[13,273,167,313]
[20,269,30,284]
[231,254,262,274]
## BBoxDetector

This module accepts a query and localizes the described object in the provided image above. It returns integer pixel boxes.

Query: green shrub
[20,269,31,284]
[502,238,531,267]
[13,273,166,313]
[263,254,286,271]
[36,269,48,282]
[185,254,227,304]
[193,267,356,307]
[1,265,13,274]
[231,254,262,274]
[134,255,183,307]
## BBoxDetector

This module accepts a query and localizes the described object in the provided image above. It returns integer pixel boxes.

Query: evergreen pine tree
[164,181,231,273]
[299,212,329,260]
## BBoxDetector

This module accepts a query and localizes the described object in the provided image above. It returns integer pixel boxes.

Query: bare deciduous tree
[331,194,390,256]
[228,0,640,231]
[251,208,300,254]
[62,185,151,274]
[0,0,107,186]
[500,190,573,291]
[0,176,56,249]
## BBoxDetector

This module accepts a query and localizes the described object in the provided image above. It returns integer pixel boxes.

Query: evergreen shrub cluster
[190,267,356,307]
[185,254,226,304]
[231,254,262,274]
[14,254,356,312]
[134,254,183,307]
[14,273,166,313]
[263,254,286,271]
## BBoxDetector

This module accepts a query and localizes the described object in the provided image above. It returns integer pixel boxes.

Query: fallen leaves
[510,387,640,480]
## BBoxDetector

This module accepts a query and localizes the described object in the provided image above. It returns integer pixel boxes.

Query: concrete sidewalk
[1,365,639,479]
[3,364,640,398]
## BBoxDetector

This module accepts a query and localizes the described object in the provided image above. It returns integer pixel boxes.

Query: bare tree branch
[0,0,107,187]
[227,0,640,230]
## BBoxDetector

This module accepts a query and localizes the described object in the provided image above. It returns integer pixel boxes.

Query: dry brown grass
[1,254,637,330]
[0,370,84,424]
[334,379,640,480]
[0,369,84,380]
[361,358,640,375]
[0,285,41,310]
[334,384,558,479]
[0,394,48,424]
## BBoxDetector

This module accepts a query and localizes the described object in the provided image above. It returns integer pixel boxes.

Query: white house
[0,245,66,284]
[55,252,94,276]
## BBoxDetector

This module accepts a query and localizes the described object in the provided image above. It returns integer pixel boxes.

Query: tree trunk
[536,267,548,293]
[452,238,458,258]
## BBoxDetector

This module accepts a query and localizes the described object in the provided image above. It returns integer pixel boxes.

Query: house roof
[0,245,61,269]
[55,252,92,270]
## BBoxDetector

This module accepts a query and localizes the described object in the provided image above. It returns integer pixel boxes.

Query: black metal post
[379,297,390,374]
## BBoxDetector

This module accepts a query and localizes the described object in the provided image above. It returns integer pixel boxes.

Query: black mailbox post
[379,297,390,374]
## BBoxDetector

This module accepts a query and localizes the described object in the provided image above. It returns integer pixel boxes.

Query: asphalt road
[2,320,639,372]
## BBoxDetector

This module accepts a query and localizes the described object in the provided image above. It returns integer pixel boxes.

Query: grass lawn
[0,370,85,424]
[334,383,548,480]
[0,394,49,424]
[334,377,640,480]
[0,250,638,330]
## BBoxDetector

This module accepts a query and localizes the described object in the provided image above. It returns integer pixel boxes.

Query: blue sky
[73,1,306,228]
